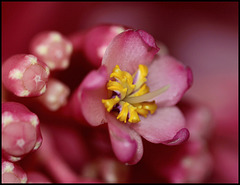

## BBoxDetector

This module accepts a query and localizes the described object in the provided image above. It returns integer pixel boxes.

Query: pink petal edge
[102,29,159,75]
[147,55,193,106]
[162,128,190,145]
[107,113,143,164]
[79,66,108,126]
[131,106,186,144]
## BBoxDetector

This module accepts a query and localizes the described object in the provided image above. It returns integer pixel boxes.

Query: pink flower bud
[30,31,73,70]
[38,78,70,111]
[68,24,128,68]
[2,54,50,97]
[2,102,42,162]
[81,24,127,67]
[2,159,27,183]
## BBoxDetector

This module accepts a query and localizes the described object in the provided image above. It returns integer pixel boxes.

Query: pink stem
[37,126,101,183]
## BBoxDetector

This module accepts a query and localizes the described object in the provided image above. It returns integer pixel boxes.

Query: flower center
[102,65,169,123]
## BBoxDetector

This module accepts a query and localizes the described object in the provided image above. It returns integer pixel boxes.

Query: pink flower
[74,29,193,164]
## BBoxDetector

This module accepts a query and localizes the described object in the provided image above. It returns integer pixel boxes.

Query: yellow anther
[132,104,148,117]
[128,84,149,97]
[142,101,158,114]
[132,64,148,91]
[134,101,157,115]
[110,65,135,95]
[107,80,127,99]
[128,105,140,123]
[102,96,120,112]
[102,64,168,124]
[117,102,129,123]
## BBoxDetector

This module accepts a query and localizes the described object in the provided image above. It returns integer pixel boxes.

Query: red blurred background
[2,2,238,183]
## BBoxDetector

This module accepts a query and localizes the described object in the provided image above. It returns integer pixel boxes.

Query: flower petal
[147,55,193,106]
[131,106,187,144]
[79,66,108,126]
[107,113,143,165]
[102,29,159,75]
[162,128,189,145]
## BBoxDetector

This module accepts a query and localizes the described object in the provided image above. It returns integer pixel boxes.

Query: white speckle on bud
[10,156,22,162]
[26,55,38,65]
[61,59,69,68]
[66,43,73,54]
[2,112,13,127]
[47,94,57,103]
[19,90,30,97]
[16,138,25,148]
[47,61,55,69]
[40,85,47,95]
[30,115,39,127]
[45,66,50,75]
[33,140,42,150]
[50,32,62,42]
[3,161,14,173]
[9,69,23,80]
[36,45,48,56]
[34,75,42,83]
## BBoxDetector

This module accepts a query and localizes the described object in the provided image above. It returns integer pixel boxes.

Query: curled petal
[147,55,193,106]
[79,66,109,126]
[131,106,186,144]
[162,128,190,145]
[107,114,143,164]
[102,29,159,75]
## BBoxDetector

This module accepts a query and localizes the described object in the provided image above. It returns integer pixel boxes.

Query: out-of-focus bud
[69,24,127,68]
[2,159,27,183]
[2,102,42,162]
[30,31,73,70]
[37,78,70,111]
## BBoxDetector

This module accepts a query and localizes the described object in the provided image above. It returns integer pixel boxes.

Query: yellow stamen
[117,102,130,123]
[132,64,148,91]
[128,83,149,97]
[102,65,169,123]
[102,96,120,112]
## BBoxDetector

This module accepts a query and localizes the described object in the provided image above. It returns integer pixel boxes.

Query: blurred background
[2,2,238,183]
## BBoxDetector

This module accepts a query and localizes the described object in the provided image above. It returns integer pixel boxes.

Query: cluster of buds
[2,24,216,183]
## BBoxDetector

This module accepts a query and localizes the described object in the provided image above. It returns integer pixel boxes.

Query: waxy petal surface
[79,66,108,126]
[131,106,186,144]
[102,29,159,75]
[107,113,143,164]
[147,55,193,106]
